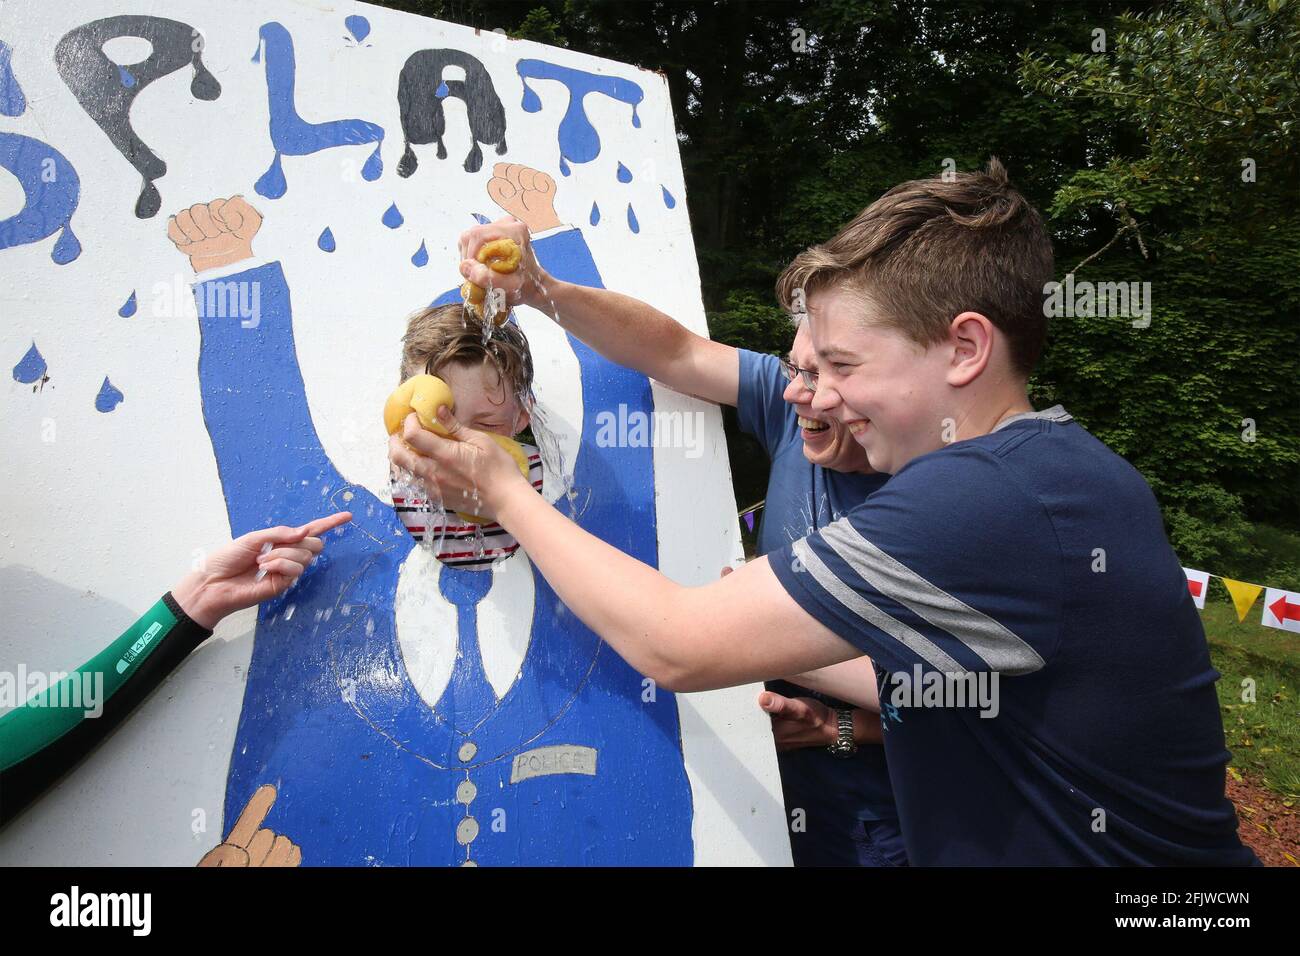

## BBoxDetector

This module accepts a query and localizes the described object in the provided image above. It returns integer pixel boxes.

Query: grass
[1201,583,1300,801]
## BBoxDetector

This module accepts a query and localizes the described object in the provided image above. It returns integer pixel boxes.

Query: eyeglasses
[779,357,818,392]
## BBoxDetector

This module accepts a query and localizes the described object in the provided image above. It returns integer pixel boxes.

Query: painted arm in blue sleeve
[193,261,347,538]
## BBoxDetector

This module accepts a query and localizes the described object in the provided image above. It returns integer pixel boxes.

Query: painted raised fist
[167,196,263,274]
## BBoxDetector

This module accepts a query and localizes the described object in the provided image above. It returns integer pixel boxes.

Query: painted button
[456,817,480,845]
[458,741,477,762]
[456,780,477,805]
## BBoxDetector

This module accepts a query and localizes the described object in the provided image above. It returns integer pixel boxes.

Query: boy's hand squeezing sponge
[384,373,530,524]
[460,238,522,325]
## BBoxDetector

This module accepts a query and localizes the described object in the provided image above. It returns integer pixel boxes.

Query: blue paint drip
[662,185,676,209]
[361,142,383,181]
[317,226,336,252]
[118,64,136,89]
[255,152,288,199]
[119,290,137,317]
[559,155,570,177]
[253,22,385,199]
[411,240,428,267]
[589,201,600,226]
[95,377,124,413]
[627,203,639,234]
[382,203,403,229]
[471,212,490,225]
[51,226,82,264]
[0,132,82,263]
[0,41,27,117]
[344,14,371,43]
[434,81,449,99]
[516,60,644,172]
[12,342,46,383]
[616,161,632,183]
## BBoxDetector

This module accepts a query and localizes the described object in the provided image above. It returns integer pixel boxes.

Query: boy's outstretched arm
[458,217,740,408]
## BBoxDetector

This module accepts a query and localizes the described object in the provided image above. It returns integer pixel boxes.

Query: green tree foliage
[1023,0,1300,570]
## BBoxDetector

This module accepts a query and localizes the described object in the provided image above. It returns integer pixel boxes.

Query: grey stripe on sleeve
[791,538,966,673]
[817,520,1046,676]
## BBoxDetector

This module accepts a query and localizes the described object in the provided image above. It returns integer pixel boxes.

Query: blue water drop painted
[559,156,570,177]
[435,81,449,99]
[627,203,639,234]
[0,41,27,117]
[411,240,428,267]
[118,64,136,89]
[255,152,287,199]
[662,185,676,209]
[361,142,383,181]
[318,227,336,252]
[632,104,641,128]
[12,342,46,383]
[118,291,137,317]
[616,162,632,184]
[382,203,404,229]
[471,212,490,225]
[345,15,371,43]
[521,80,542,114]
[590,202,600,226]
[95,377,124,413]
[51,225,81,265]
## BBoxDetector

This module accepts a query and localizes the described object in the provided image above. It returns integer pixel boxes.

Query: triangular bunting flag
[1183,567,1210,610]
[742,511,755,532]
[1221,578,1264,623]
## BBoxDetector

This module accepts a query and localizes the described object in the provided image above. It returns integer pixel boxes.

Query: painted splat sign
[0,0,789,866]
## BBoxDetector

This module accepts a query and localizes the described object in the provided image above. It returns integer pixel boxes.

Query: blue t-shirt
[736,349,899,860]
[770,406,1257,866]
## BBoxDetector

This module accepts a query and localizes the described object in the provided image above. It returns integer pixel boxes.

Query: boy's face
[806,285,952,475]
[783,322,872,474]
[434,359,530,437]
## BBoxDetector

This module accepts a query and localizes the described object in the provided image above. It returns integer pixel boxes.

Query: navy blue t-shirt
[770,406,1257,866]
[736,349,899,861]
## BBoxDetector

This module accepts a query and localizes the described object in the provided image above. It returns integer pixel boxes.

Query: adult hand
[457,217,554,312]
[172,511,352,630]
[388,409,526,523]
[758,690,839,752]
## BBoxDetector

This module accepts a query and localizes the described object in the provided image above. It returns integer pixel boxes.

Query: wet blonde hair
[399,304,534,406]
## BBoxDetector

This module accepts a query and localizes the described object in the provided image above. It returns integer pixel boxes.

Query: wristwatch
[826,708,858,758]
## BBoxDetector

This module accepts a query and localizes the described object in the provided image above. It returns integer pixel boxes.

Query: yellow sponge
[384,373,530,524]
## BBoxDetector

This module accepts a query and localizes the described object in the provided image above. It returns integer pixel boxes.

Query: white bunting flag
[1262,588,1300,634]
[1183,567,1211,610]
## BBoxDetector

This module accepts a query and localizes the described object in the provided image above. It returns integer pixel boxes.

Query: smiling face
[435,359,531,437]
[806,286,954,475]
[783,321,873,474]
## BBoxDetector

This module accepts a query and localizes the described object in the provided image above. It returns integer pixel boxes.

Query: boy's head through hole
[399,303,535,443]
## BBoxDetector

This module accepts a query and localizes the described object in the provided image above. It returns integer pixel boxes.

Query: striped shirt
[392,442,544,568]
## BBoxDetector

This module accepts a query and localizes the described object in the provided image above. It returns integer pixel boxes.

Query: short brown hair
[775,158,1053,375]
[399,304,534,403]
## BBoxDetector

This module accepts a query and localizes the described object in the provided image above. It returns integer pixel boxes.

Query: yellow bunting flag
[1221,578,1264,623]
